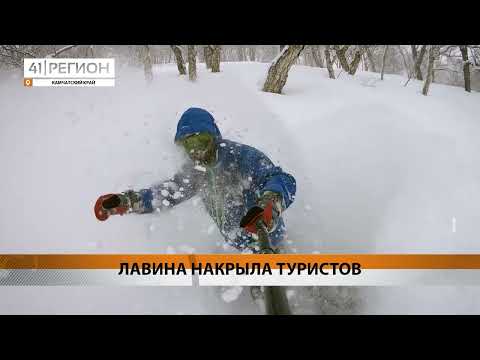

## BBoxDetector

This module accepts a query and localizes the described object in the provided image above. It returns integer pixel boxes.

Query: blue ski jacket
[139,108,296,249]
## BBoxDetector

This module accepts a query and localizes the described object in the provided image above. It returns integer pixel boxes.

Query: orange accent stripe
[2,254,480,269]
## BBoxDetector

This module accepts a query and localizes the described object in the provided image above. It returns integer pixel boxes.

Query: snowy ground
[0,62,479,314]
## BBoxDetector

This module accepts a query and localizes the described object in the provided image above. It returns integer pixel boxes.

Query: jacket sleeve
[239,146,296,210]
[133,163,203,213]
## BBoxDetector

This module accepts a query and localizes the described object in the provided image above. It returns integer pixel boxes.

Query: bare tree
[143,45,153,83]
[334,46,364,75]
[411,45,418,71]
[381,45,389,80]
[334,45,350,72]
[0,47,32,68]
[204,46,212,69]
[236,46,246,61]
[413,45,427,80]
[325,45,336,79]
[348,50,363,75]
[459,45,471,92]
[248,46,256,61]
[84,45,94,58]
[365,46,377,72]
[397,45,411,77]
[209,45,221,72]
[262,45,304,94]
[422,45,437,96]
[310,45,324,67]
[188,45,197,81]
[362,53,369,71]
[170,45,186,75]
[472,47,480,67]
[0,45,78,68]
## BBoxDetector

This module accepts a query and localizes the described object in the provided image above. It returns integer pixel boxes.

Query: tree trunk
[459,45,471,92]
[366,47,377,72]
[325,46,335,79]
[422,45,436,96]
[210,45,221,72]
[362,53,368,71]
[334,45,351,73]
[380,45,388,80]
[310,45,324,67]
[236,46,245,61]
[249,47,256,61]
[472,48,480,66]
[335,46,363,75]
[84,45,94,57]
[302,48,309,66]
[414,45,427,80]
[188,45,197,81]
[197,47,205,63]
[262,45,304,94]
[170,45,186,75]
[204,46,212,69]
[143,45,153,83]
[397,45,411,77]
[411,45,418,68]
[348,49,363,75]
[317,47,325,68]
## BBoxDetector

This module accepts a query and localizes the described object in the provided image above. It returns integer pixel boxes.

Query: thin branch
[439,45,456,55]
[403,75,412,87]
[4,45,37,58]
[0,46,23,67]
[433,67,462,73]
[47,45,77,58]
[1,45,32,58]
[469,47,479,66]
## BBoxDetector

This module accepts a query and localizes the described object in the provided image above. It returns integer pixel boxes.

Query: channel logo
[23,58,115,87]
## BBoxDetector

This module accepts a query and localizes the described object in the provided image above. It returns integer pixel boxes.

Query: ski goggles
[180,133,214,153]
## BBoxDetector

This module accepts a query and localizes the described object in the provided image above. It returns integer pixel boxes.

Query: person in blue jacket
[94,107,296,252]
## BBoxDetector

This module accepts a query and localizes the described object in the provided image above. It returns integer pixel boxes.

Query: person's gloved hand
[240,191,283,234]
[94,193,130,221]
[94,190,148,221]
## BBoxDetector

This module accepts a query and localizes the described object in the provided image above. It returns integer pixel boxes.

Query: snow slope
[0,62,479,314]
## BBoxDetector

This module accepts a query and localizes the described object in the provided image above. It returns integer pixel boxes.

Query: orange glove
[240,191,282,234]
[94,193,130,221]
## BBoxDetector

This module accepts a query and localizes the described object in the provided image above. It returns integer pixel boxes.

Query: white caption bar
[31,78,115,87]
[198,269,480,286]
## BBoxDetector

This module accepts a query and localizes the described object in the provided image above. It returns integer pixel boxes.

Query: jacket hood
[174,108,222,143]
